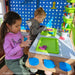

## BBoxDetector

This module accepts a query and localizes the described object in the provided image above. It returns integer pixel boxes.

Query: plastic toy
[24,37,28,41]
[39,45,47,50]
[59,36,65,40]
[48,32,54,34]
[41,28,57,36]
[47,29,53,31]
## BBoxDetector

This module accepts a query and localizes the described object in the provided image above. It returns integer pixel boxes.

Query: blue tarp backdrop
[9,0,68,30]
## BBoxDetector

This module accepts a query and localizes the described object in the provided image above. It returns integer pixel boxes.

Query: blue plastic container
[29,58,39,66]
[44,59,55,68]
[59,62,72,72]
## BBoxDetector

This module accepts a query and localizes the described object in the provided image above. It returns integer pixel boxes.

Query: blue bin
[44,59,55,68]
[29,57,39,66]
[59,62,72,72]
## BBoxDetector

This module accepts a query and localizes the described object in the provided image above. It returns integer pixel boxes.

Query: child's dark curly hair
[0,11,21,51]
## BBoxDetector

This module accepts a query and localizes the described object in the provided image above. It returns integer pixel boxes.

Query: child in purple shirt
[0,11,31,75]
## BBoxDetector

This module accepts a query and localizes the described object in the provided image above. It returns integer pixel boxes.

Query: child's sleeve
[3,37,22,56]
[31,25,45,35]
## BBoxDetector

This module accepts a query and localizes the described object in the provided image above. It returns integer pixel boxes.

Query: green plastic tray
[63,16,73,24]
[41,28,57,36]
[65,7,75,13]
[36,37,59,54]
[67,0,75,3]
[61,23,71,33]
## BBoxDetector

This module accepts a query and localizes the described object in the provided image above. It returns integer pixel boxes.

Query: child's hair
[0,11,21,50]
[34,7,46,17]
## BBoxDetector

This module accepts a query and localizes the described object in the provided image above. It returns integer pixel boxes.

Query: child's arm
[20,39,31,47]
[3,38,22,56]
[31,25,45,35]
[3,38,31,56]
[25,35,30,40]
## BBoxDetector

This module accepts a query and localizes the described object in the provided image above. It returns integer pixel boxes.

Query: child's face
[8,20,22,33]
[37,15,46,23]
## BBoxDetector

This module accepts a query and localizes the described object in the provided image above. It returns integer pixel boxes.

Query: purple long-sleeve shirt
[3,32,23,60]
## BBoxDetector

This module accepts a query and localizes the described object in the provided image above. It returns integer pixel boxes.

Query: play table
[25,33,75,75]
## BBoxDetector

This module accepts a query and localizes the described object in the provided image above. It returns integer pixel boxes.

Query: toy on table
[66,4,69,7]
[64,13,67,16]
[67,13,70,18]
[68,3,72,8]
[48,32,54,34]
[59,36,65,40]
[63,22,65,28]
[44,59,55,68]
[47,29,53,31]
[65,23,68,28]
[62,22,71,33]
[59,62,72,72]
[57,29,65,40]
[39,45,47,50]
[41,28,57,36]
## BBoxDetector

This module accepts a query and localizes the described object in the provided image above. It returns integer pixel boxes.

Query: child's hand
[20,40,31,48]
[45,27,47,29]
[43,27,47,31]
[26,35,30,40]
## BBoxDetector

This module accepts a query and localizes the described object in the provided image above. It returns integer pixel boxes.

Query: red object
[64,13,67,16]
[63,22,65,28]
[68,13,70,15]
[59,36,65,40]
[62,30,64,32]
[66,5,68,7]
